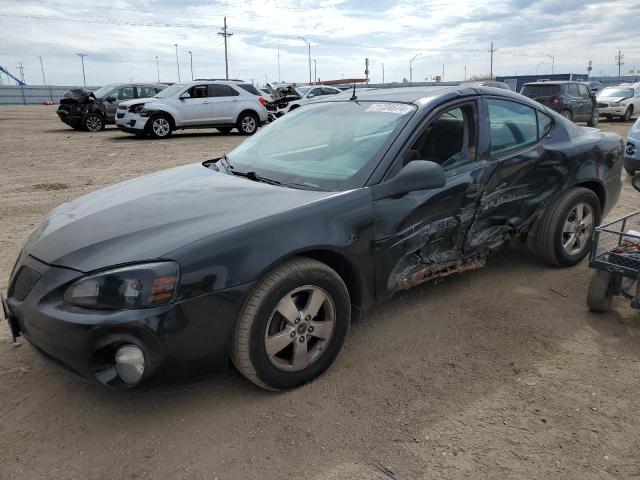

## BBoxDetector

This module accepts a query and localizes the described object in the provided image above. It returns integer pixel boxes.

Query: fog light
[114,344,145,385]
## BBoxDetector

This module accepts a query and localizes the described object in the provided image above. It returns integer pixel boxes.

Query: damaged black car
[57,83,167,132]
[4,86,623,391]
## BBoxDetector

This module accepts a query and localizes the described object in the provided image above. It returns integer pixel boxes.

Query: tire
[82,113,105,132]
[587,270,614,313]
[147,114,173,139]
[237,111,259,135]
[531,187,601,267]
[231,257,351,391]
[561,109,573,121]
[587,109,599,127]
[625,167,636,175]
[622,106,632,122]
[217,127,233,134]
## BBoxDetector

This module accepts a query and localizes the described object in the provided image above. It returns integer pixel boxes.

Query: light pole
[155,56,160,82]
[38,56,46,85]
[536,61,544,74]
[409,54,421,84]
[545,53,555,74]
[188,51,193,80]
[314,59,317,84]
[264,74,268,87]
[382,62,385,83]
[76,53,87,87]
[174,44,181,82]
[298,37,312,84]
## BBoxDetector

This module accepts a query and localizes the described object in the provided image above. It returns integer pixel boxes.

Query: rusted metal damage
[394,251,488,291]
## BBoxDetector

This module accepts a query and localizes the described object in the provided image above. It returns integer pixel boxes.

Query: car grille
[8,266,41,301]
[116,113,125,119]
[598,102,608,108]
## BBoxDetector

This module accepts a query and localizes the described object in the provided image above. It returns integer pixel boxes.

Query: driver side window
[404,103,478,175]
[115,87,135,100]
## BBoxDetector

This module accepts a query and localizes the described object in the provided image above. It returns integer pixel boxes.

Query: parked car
[596,85,640,122]
[266,84,343,120]
[286,85,343,111]
[521,81,599,126]
[115,80,269,138]
[3,86,623,390]
[462,81,511,90]
[57,84,166,132]
[623,118,640,174]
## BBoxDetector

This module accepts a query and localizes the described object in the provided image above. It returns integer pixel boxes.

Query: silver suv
[115,81,269,138]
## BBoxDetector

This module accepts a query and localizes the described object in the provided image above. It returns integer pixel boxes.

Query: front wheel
[561,109,573,121]
[625,167,636,175]
[147,114,173,139]
[587,270,615,313]
[237,112,259,135]
[231,257,351,390]
[531,187,601,267]
[622,107,633,122]
[82,113,105,132]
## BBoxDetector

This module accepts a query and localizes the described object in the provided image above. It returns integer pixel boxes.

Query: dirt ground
[1,106,639,480]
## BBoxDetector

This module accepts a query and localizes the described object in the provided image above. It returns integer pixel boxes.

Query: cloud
[0,0,638,86]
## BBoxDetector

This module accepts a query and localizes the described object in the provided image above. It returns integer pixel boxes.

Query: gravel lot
[1,106,639,480]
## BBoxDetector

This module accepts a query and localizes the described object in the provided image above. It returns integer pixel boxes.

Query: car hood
[118,97,158,107]
[596,96,627,103]
[59,88,96,105]
[24,163,335,272]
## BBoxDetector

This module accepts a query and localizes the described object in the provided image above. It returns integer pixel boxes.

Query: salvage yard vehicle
[2,86,623,391]
[115,80,269,138]
[597,85,640,122]
[521,81,599,126]
[265,84,342,121]
[57,83,166,132]
[623,118,640,174]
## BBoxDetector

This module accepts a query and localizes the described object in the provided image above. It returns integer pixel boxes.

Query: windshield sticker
[365,103,413,115]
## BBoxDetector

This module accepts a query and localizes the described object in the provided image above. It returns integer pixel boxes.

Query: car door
[566,83,584,120]
[209,84,241,124]
[104,86,135,121]
[177,84,213,125]
[373,97,488,295]
[578,83,594,120]
[468,96,563,251]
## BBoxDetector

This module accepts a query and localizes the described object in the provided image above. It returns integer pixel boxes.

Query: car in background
[597,85,640,122]
[57,83,167,132]
[462,81,511,90]
[115,80,269,138]
[4,86,623,390]
[265,84,343,121]
[286,85,343,112]
[520,81,599,126]
[624,118,640,174]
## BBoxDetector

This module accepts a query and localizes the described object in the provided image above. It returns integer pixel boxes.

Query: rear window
[521,84,559,96]
[237,83,262,96]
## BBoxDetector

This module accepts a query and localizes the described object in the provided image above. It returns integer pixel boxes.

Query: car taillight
[259,97,268,107]
[551,95,561,105]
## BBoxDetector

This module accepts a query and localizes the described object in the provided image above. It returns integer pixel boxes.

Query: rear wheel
[622,106,633,122]
[237,111,259,135]
[531,187,601,267]
[147,114,173,139]
[217,127,233,134]
[561,109,573,121]
[82,113,105,132]
[625,167,636,175]
[587,109,599,127]
[231,257,350,390]
[587,270,615,313]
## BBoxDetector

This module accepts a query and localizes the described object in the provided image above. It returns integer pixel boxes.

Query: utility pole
[277,41,281,83]
[174,44,180,82]
[298,37,312,84]
[442,63,444,82]
[536,61,544,74]
[38,56,46,85]
[188,50,193,80]
[76,53,87,87]
[218,17,233,80]
[409,53,421,83]
[17,62,24,83]
[314,59,317,84]
[489,42,496,78]
[365,58,369,84]
[155,56,160,82]
[382,62,385,83]
[545,53,555,74]
[616,49,624,78]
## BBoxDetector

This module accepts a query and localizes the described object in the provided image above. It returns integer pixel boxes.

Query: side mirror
[179,93,189,101]
[307,93,315,98]
[372,160,446,200]
[105,96,117,102]
[632,173,640,193]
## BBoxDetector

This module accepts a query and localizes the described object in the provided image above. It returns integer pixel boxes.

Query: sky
[0,0,639,87]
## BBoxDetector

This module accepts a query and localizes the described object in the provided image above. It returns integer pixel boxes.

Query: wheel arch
[146,110,176,130]
[575,180,605,211]
[236,108,260,122]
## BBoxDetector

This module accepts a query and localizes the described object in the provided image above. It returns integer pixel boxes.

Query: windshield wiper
[231,169,282,186]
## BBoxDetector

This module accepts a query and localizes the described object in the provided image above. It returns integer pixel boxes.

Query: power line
[217,16,233,80]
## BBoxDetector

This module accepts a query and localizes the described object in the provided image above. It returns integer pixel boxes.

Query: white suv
[115,80,269,138]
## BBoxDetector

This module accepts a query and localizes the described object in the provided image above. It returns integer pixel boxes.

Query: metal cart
[587,211,640,312]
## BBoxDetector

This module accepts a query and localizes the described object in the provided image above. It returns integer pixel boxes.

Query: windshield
[296,86,311,96]
[599,87,634,98]
[91,86,114,98]
[154,83,187,98]
[226,101,415,191]
[521,84,559,96]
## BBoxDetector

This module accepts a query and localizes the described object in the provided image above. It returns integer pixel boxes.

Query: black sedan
[3,86,624,390]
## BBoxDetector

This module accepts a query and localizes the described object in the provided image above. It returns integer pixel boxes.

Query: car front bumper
[57,109,82,127]
[4,254,252,388]
[115,110,148,132]
[598,105,629,117]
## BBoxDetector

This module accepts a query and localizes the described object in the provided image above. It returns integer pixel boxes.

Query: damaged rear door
[373,97,488,294]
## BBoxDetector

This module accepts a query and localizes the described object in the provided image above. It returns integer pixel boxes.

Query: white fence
[0,85,100,105]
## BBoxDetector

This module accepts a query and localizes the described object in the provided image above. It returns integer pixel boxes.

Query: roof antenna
[350,83,357,100]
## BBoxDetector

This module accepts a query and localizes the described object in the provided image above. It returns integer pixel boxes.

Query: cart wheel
[587,271,615,313]
[620,278,637,300]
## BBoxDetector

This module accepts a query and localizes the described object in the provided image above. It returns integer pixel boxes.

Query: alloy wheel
[264,285,336,372]
[86,116,102,132]
[562,202,594,256]
[152,118,170,137]
[241,116,257,133]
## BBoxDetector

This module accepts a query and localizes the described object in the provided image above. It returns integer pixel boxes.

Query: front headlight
[64,262,179,309]
[139,108,154,117]
[128,103,145,114]
[611,102,621,107]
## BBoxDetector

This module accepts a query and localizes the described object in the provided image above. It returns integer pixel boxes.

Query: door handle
[203,101,210,104]
[465,184,482,198]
